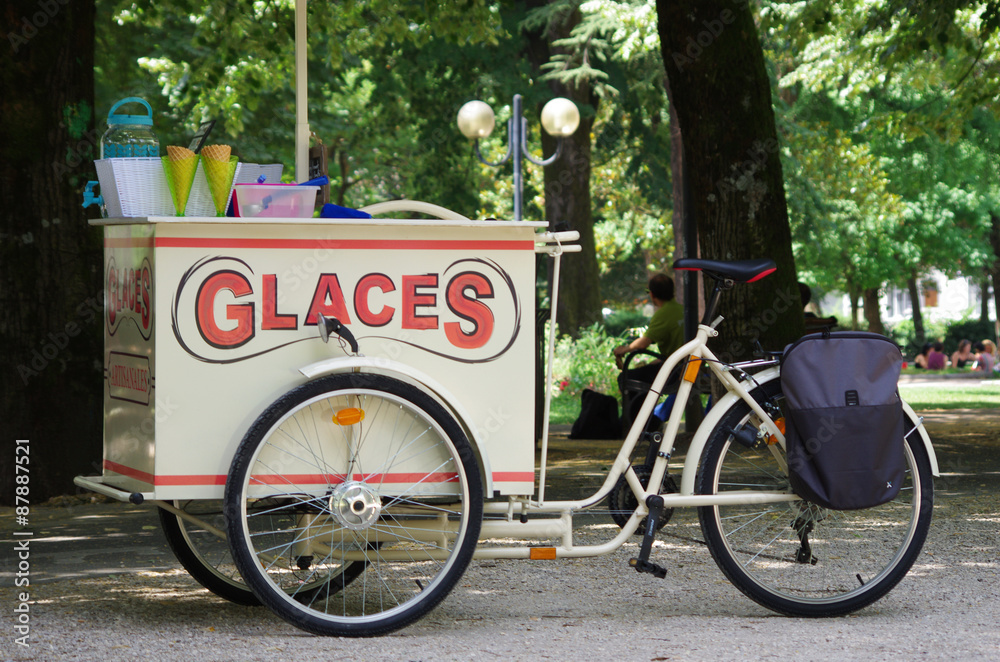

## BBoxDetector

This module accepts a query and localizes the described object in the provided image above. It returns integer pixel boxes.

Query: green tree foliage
[765,0,1000,331]
[782,121,903,327]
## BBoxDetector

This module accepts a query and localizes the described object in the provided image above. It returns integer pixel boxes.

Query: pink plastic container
[234,184,319,218]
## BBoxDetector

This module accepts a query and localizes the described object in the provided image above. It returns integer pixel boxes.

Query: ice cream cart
[74,206,592,633]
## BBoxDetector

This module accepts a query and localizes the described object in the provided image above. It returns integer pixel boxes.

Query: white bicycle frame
[472,317,796,560]
[470,249,939,562]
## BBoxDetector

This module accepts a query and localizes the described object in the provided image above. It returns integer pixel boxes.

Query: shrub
[887,315,996,358]
[603,308,649,339]
[886,318,948,358]
[550,322,622,399]
[942,318,997,354]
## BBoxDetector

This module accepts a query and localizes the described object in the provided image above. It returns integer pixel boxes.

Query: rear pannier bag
[780,331,905,510]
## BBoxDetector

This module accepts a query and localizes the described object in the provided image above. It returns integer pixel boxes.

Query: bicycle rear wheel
[225,373,483,637]
[696,380,933,617]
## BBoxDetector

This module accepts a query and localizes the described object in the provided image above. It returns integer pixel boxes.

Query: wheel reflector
[333,407,365,425]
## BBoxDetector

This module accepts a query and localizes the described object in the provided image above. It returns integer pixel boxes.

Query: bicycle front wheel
[697,379,933,617]
[225,373,483,637]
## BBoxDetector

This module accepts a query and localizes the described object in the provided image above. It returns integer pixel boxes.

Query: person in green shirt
[613,273,685,427]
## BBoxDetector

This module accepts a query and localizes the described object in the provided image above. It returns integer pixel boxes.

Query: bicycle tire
[224,373,483,637]
[696,379,933,617]
[158,499,259,606]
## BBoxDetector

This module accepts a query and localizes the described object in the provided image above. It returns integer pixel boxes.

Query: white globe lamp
[457,100,496,139]
[540,97,580,137]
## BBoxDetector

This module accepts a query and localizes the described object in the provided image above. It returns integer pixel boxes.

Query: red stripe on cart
[492,472,535,482]
[105,237,155,248]
[103,459,155,485]
[154,237,534,251]
[103,462,534,487]
[249,472,461,485]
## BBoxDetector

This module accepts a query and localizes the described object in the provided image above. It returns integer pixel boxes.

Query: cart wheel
[225,373,483,637]
[158,500,259,606]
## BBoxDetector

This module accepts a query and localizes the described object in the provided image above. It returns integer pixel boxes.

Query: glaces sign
[107,257,153,340]
[171,255,521,364]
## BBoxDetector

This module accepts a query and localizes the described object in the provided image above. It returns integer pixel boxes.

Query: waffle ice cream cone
[161,146,199,216]
[200,144,231,162]
[166,145,196,162]
[201,145,237,216]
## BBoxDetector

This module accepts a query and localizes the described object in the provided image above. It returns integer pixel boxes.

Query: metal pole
[294,0,309,183]
[512,94,524,222]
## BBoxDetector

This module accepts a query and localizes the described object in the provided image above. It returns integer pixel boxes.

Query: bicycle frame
[472,313,797,561]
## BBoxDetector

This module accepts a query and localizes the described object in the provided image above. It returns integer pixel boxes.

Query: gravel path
[2,412,998,661]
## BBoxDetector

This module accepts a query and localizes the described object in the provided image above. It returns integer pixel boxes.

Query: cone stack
[200,144,238,216]
[161,146,199,216]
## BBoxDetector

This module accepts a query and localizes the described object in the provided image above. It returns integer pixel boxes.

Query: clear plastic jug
[100,97,160,158]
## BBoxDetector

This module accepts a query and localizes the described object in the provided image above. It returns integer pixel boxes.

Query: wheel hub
[329,482,382,530]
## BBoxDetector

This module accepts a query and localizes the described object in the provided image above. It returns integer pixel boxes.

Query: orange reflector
[683,356,702,383]
[529,547,557,560]
[333,407,365,426]
[767,417,786,444]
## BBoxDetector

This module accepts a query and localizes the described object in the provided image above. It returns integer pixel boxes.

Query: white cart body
[97,216,544,501]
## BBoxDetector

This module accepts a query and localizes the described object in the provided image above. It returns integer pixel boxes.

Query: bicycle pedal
[629,557,667,579]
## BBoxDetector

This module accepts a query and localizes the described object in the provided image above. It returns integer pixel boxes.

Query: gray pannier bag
[780,331,906,510]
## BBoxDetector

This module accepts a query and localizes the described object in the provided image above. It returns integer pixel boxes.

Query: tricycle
[76,202,937,637]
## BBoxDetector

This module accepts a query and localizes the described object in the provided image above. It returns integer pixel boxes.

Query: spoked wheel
[158,499,259,606]
[608,465,677,532]
[696,380,933,617]
[224,373,483,637]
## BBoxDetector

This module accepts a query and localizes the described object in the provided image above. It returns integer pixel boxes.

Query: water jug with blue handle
[100,97,160,158]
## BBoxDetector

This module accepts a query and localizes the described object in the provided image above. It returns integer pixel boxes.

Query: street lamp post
[457,94,580,221]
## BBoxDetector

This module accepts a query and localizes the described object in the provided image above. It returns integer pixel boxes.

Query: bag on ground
[569,389,620,440]
[780,331,906,510]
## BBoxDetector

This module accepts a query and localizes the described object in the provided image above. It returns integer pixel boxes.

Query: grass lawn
[549,381,1000,425]
[549,391,583,425]
[899,382,1000,410]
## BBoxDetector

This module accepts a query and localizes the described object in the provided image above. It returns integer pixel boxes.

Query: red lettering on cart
[354,273,396,327]
[196,270,255,348]
[261,274,297,330]
[402,274,439,330]
[444,272,495,349]
[106,351,152,405]
[173,256,522,362]
[106,257,153,339]
[304,274,352,326]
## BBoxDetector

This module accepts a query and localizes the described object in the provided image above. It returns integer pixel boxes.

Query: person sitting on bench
[613,273,684,428]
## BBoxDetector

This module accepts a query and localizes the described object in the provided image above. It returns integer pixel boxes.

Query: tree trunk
[667,86,703,339]
[863,287,885,335]
[847,285,861,329]
[658,0,803,360]
[981,275,991,323]
[906,275,925,346]
[990,213,1000,343]
[523,3,602,337]
[1,1,101,504]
